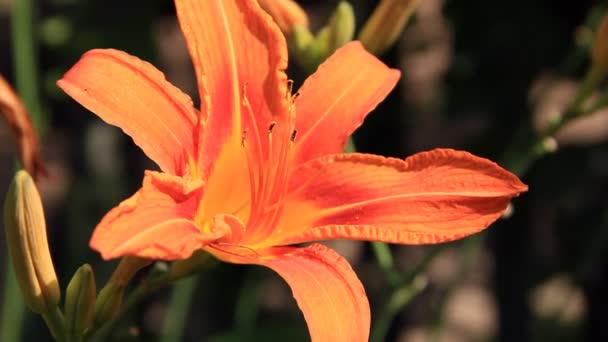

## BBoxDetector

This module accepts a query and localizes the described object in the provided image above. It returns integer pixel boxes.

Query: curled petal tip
[0,75,47,179]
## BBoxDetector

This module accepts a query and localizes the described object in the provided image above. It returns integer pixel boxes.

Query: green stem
[160,276,198,342]
[42,306,66,341]
[371,242,400,286]
[10,0,45,133]
[87,277,159,342]
[370,276,427,342]
[1,260,26,342]
[561,65,605,119]
[370,244,443,342]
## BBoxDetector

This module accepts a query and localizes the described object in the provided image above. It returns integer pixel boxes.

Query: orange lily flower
[57,0,527,340]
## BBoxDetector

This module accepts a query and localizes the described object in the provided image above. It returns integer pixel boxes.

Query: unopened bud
[592,14,608,72]
[292,25,326,72]
[92,282,124,328]
[327,1,356,54]
[291,2,355,72]
[3,170,59,314]
[65,264,96,340]
[91,256,150,328]
[258,0,309,36]
[359,0,421,56]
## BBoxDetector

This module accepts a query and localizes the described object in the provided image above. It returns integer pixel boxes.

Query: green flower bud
[92,282,124,328]
[359,0,420,56]
[327,1,356,54]
[65,264,96,341]
[258,0,309,36]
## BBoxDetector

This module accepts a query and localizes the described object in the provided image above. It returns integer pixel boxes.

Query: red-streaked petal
[0,74,46,178]
[266,149,527,246]
[175,0,289,177]
[90,171,215,260]
[207,243,370,342]
[57,49,198,175]
[293,41,400,165]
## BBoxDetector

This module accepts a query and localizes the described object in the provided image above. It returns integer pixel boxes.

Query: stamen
[241,129,247,147]
[268,121,277,134]
[208,244,259,259]
[290,129,297,143]
[286,80,294,98]
[241,93,264,228]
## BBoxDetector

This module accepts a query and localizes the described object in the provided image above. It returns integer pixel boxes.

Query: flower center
[194,90,297,246]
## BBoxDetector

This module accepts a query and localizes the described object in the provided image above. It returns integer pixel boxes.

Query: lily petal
[57,49,198,175]
[175,0,289,176]
[293,41,400,165]
[208,243,369,342]
[269,149,527,246]
[0,74,46,178]
[90,171,214,260]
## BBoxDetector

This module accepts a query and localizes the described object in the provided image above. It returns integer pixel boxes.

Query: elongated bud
[592,14,608,72]
[65,264,96,341]
[3,170,60,314]
[359,0,420,56]
[327,1,356,54]
[108,256,151,286]
[92,282,124,328]
[258,0,309,36]
[92,256,150,327]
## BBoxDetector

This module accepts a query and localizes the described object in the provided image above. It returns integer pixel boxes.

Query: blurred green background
[1,0,608,341]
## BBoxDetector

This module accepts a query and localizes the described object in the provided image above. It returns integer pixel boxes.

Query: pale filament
[238,89,297,244]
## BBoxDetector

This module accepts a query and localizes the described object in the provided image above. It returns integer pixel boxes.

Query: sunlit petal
[208,243,370,342]
[57,49,198,175]
[293,41,400,165]
[90,171,217,260]
[175,0,289,176]
[268,149,527,246]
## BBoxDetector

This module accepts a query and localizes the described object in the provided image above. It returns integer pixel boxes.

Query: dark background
[1,0,607,341]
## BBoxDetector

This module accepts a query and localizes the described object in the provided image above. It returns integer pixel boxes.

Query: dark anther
[268,121,277,134]
[290,129,298,142]
[241,130,247,146]
[286,80,294,96]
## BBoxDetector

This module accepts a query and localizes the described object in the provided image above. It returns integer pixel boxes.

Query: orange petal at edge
[207,243,370,342]
[90,171,216,260]
[266,149,527,247]
[293,41,401,165]
[57,49,198,176]
[0,74,46,178]
[258,0,309,35]
[174,0,289,177]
